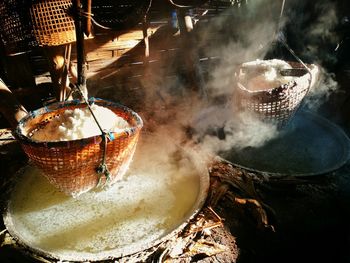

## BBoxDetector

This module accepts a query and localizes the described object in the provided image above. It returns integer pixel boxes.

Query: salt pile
[31,104,130,141]
[238,59,294,91]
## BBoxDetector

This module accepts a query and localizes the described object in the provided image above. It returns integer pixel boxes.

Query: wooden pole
[59,44,72,101]
[44,45,66,101]
[85,0,92,37]
[177,9,206,97]
[73,0,87,98]
[142,16,150,61]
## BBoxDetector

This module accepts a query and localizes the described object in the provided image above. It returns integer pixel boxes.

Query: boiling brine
[8,144,201,259]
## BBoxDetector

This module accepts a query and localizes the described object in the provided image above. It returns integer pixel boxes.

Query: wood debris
[208,159,276,231]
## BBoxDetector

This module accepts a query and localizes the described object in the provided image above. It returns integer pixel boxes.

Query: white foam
[8,141,200,259]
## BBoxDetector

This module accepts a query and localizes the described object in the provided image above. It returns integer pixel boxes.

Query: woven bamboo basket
[0,0,37,55]
[30,0,76,46]
[14,98,143,196]
[91,0,152,30]
[234,61,319,127]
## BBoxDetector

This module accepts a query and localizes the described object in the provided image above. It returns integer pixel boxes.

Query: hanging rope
[72,84,112,187]
[72,0,111,187]
[95,131,112,187]
[276,0,313,91]
[276,0,308,70]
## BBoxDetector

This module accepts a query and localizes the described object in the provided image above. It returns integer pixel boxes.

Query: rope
[96,131,111,187]
[79,10,114,30]
[168,0,194,8]
[70,2,111,187]
[72,84,112,187]
[276,0,313,91]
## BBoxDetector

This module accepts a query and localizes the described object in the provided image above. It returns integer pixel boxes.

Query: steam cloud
[88,0,341,161]
[192,106,279,155]
[190,0,341,154]
[303,68,338,111]
[282,0,340,111]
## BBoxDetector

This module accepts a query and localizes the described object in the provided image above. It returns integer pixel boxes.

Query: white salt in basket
[14,98,143,196]
[235,61,319,127]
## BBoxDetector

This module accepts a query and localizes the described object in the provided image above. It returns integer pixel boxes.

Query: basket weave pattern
[30,0,76,46]
[16,99,143,196]
[235,62,315,127]
[0,0,37,55]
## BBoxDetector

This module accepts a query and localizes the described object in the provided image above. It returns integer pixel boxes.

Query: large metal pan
[192,106,350,177]
[2,133,210,261]
[220,109,350,177]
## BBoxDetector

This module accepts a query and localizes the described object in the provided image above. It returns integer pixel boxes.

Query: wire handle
[72,0,111,187]
[275,0,313,93]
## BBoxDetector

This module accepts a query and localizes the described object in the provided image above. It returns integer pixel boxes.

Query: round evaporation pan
[221,110,350,177]
[3,135,210,262]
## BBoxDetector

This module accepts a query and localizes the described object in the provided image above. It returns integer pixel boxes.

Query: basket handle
[275,0,313,92]
[71,0,112,187]
[96,132,111,187]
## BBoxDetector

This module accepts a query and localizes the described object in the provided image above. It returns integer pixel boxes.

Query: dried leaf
[0,230,16,247]
[185,239,227,257]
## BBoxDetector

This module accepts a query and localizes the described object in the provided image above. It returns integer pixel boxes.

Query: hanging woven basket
[30,0,76,46]
[15,98,143,196]
[234,61,319,128]
[0,0,37,55]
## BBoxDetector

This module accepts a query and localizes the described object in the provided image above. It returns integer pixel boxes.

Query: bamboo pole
[44,45,66,101]
[73,0,88,98]
[85,0,92,37]
[59,44,72,101]
[177,9,206,97]
[142,16,150,61]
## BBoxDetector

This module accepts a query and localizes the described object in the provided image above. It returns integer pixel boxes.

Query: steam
[182,0,287,154]
[193,107,279,154]
[283,0,339,66]
[303,68,338,111]
[88,0,341,163]
[281,0,340,110]
[202,0,282,97]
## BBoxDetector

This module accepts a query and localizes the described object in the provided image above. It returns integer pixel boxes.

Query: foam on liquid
[8,140,201,260]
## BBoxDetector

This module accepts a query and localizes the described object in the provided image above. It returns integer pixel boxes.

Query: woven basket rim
[236,61,315,95]
[237,80,298,95]
[14,98,143,148]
